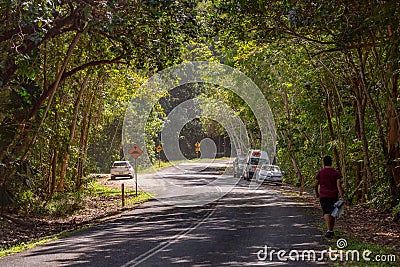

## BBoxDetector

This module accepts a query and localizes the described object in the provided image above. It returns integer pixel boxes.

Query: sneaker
[325,231,334,238]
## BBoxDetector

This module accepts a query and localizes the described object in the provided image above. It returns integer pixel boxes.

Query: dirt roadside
[275,184,400,253]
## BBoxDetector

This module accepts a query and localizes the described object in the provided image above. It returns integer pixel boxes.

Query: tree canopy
[0,0,399,217]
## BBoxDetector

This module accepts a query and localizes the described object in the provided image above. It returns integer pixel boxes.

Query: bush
[392,203,400,221]
[46,192,84,217]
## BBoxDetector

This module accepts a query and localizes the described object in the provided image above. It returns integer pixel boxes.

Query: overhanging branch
[29,56,125,121]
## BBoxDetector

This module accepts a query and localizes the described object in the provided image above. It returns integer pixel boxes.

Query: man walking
[314,156,344,238]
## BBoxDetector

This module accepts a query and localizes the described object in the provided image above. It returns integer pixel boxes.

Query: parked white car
[110,161,134,180]
[254,165,283,185]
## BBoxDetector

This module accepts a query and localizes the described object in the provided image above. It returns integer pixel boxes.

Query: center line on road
[120,205,217,267]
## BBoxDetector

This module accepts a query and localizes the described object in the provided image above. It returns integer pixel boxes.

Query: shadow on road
[1,185,329,266]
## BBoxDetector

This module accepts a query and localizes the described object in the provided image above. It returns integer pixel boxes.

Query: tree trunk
[387,105,400,205]
[347,51,374,200]
[356,91,373,200]
[57,72,90,192]
[49,149,58,197]
[332,86,348,194]
[353,100,364,202]
[289,141,304,188]
[321,82,341,171]
[280,84,304,192]
[76,89,95,190]
[77,109,88,190]
[18,31,83,161]
[386,25,400,206]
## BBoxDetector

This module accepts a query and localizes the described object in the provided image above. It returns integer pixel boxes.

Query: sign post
[121,183,125,207]
[128,144,143,196]
[156,145,163,168]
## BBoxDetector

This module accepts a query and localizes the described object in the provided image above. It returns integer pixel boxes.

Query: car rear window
[114,162,129,167]
[262,165,280,172]
[250,158,259,165]
[262,165,272,171]
[259,159,268,165]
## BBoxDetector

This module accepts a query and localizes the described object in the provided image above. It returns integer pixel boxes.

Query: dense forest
[0,1,399,218]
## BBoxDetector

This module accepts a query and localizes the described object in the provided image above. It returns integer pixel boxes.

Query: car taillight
[111,166,116,169]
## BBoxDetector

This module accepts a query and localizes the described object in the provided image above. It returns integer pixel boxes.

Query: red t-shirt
[316,167,340,198]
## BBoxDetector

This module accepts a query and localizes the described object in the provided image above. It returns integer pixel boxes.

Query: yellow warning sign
[128,144,143,159]
[156,145,163,153]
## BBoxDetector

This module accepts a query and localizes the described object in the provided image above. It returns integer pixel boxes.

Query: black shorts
[320,198,338,215]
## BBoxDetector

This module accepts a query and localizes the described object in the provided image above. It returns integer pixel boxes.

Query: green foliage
[0,236,59,258]
[328,229,399,267]
[368,181,393,210]
[0,159,44,211]
[85,181,154,207]
[1,0,399,215]
[392,203,400,220]
[216,0,400,212]
[46,192,84,217]
[86,181,123,197]
[16,190,35,213]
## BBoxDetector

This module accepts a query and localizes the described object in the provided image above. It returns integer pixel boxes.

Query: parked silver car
[254,164,283,185]
[110,161,134,180]
[233,156,246,178]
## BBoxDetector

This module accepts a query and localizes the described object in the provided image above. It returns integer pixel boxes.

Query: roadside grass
[88,181,155,207]
[0,228,88,257]
[0,181,154,258]
[290,186,399,266]
[310,208,398,266]
[137,160,179,173]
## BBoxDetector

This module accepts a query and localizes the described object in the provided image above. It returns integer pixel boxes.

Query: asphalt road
[1,160,329,266]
